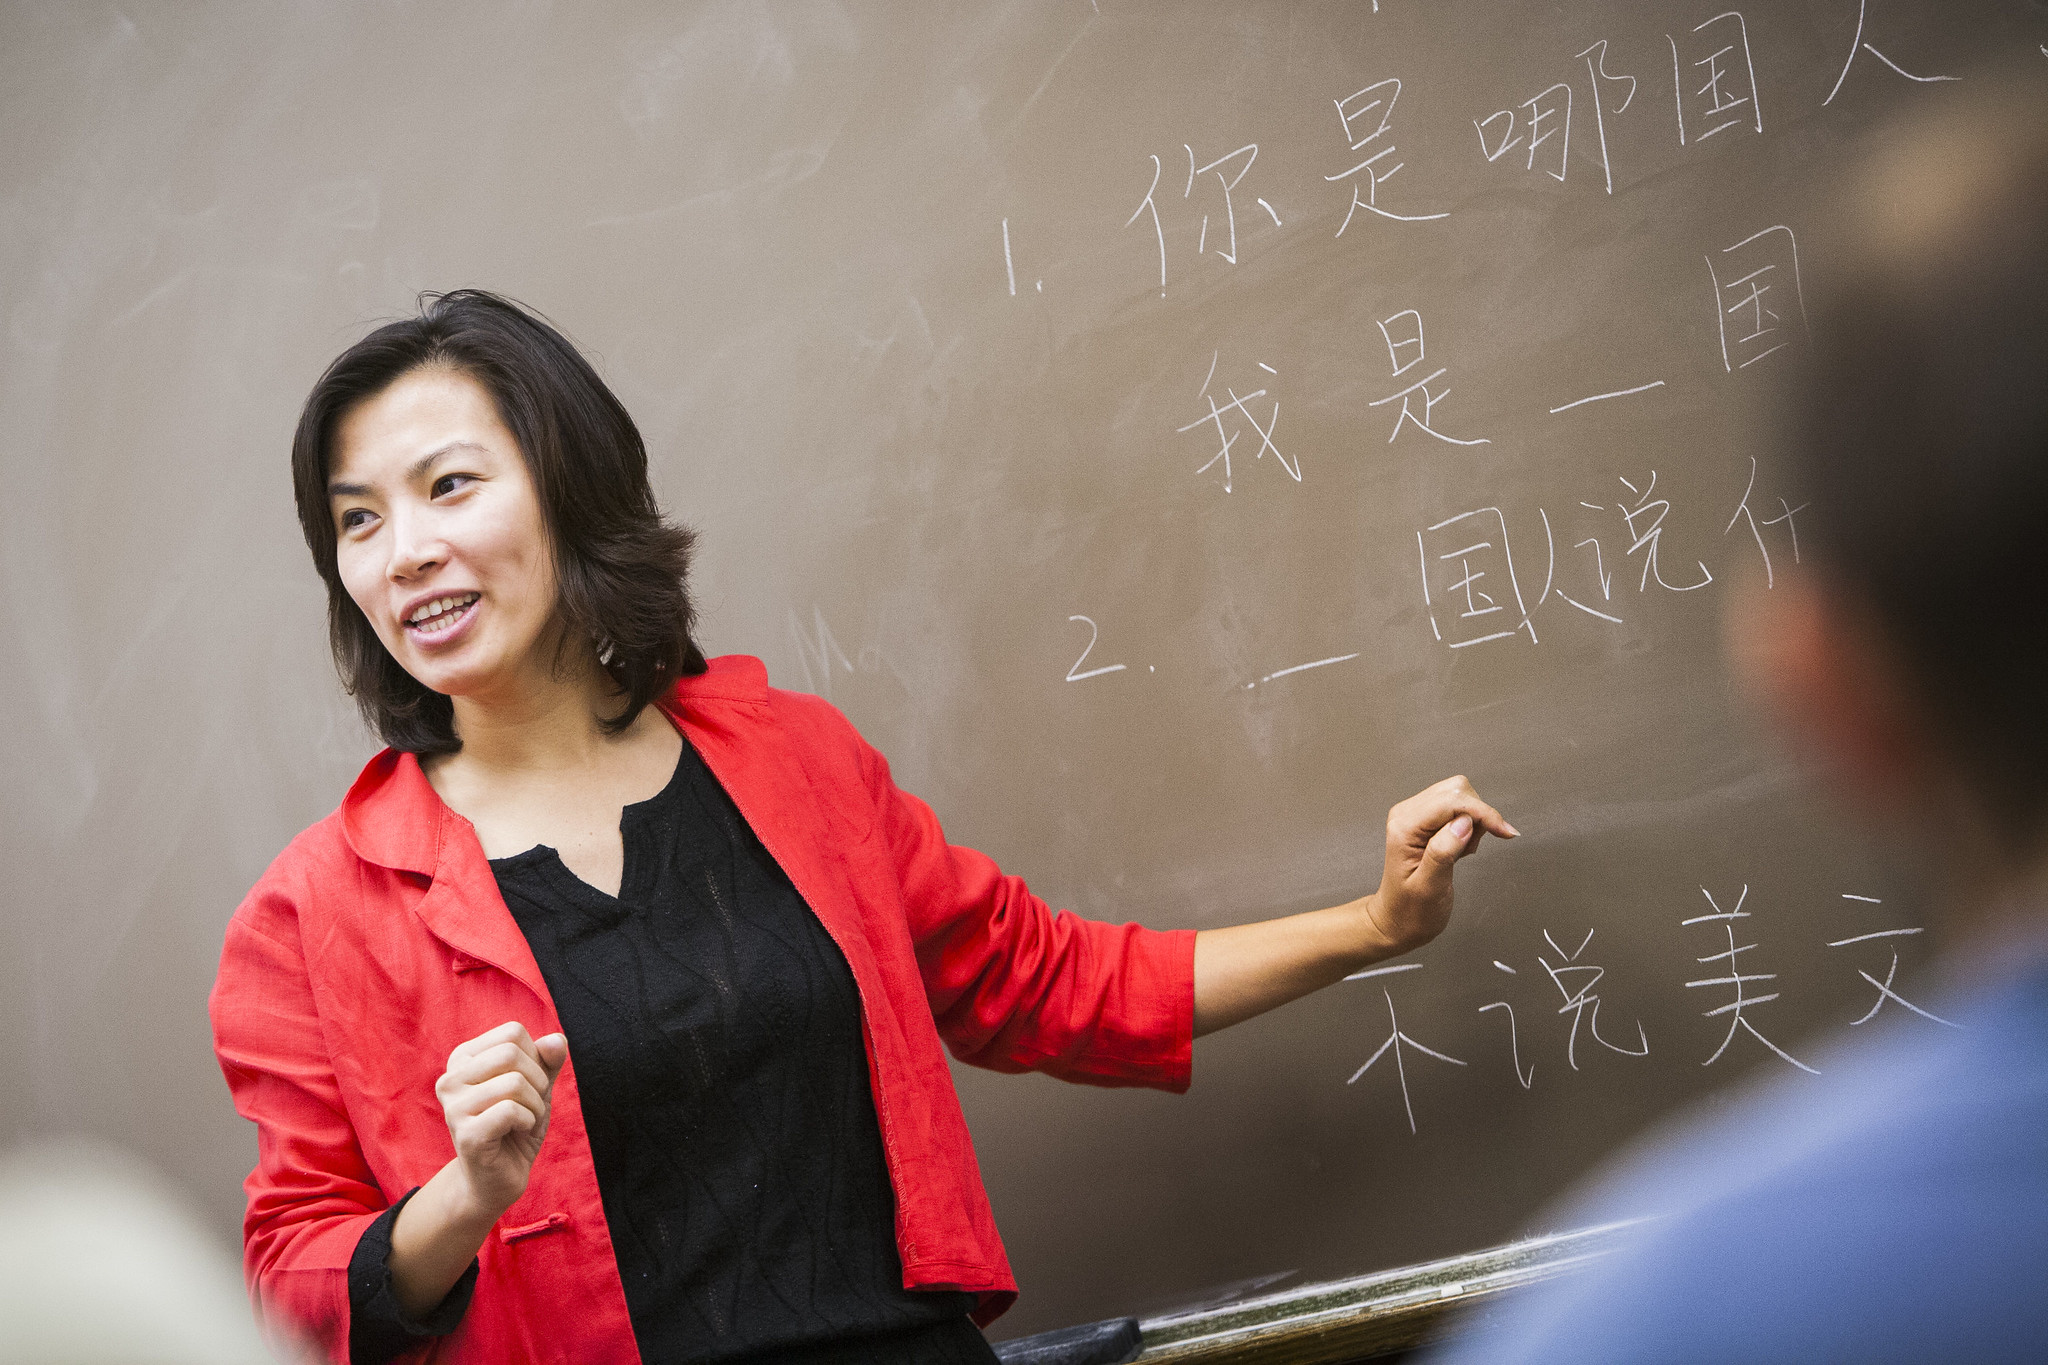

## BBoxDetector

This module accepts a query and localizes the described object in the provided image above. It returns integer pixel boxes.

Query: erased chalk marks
[789,606,854,699]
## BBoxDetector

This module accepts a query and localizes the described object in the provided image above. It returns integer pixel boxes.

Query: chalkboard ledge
[1124,1221,1639,1363]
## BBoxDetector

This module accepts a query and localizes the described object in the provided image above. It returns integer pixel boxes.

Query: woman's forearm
[1192,779,1516,1037]
[1192,897,1396,1036]
[388,1159,503,1319]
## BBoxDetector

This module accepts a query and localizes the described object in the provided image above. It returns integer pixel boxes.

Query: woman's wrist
[388,1160,506,1318]
[1344,893,1407,968]
[435,1158,515,1232]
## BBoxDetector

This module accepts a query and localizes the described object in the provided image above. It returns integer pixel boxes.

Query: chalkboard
[2,0,2032,1344]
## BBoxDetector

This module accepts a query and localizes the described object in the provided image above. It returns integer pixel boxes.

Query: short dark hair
[1788,74,2048,846]
[290,289,706,756]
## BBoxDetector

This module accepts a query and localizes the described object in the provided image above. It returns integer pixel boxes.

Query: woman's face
[327,367,561,706]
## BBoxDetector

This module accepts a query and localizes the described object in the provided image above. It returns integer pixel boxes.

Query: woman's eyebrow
[327,441,487,498]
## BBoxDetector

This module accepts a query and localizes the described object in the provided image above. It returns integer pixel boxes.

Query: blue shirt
[1428,964,2048,1363]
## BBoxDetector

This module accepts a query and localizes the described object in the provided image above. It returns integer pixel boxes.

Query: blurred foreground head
[1747,70,2048,883]
[0,1141,282,1364]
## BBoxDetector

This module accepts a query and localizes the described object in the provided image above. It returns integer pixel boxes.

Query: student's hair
[1787,73,2048,847]
[290,289,706,756]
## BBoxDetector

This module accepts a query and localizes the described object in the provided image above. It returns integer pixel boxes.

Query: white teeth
[408,593,476,628]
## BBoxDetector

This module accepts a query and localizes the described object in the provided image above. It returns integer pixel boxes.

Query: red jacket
[209,656,1195,1363]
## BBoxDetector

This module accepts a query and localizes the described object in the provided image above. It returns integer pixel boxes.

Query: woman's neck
[439,651,630,779]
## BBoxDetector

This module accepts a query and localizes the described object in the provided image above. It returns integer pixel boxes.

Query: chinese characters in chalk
[1668,11,1763,145]
[1178,351,1296,493]
[1822,0,1961,107]
[1126,143,1281,295]
[1707,225,1808,372]
[1348,985,1468,1134]
[1325,77,1450,230]
[1417,508,1537,649]
[1684,884,1818,1074]
[1474,36,1638,192]
[1369,308,1491,447]
[1829,895,1958,1029]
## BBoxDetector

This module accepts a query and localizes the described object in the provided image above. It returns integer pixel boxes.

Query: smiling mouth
[406,592,479,635]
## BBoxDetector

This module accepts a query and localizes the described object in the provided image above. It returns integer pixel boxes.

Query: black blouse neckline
[486,740,694,906]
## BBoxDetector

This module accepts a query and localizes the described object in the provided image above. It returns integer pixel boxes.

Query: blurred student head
[0,1140,284,1364]
[1733,70,2048,918]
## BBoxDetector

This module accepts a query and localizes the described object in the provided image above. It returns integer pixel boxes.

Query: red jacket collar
[340,654,772,874]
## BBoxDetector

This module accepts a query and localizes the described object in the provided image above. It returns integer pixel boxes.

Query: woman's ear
[1726,569,1937,821]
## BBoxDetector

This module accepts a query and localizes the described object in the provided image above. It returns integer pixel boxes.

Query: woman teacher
[209,290,1514,1364]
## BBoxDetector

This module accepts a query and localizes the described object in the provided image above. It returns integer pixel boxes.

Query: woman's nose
[385,511,446,581]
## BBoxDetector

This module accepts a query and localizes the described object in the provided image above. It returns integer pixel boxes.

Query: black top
[347,739,994,1365]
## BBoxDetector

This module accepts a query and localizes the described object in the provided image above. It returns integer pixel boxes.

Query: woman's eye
[431,473,474,498]
[339,508,374,533]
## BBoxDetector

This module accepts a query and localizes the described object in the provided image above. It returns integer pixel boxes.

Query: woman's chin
[399,657,493,706]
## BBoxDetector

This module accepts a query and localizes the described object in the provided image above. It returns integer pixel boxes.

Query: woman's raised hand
[1366,775,1517,956]
[435,1021,569,1219]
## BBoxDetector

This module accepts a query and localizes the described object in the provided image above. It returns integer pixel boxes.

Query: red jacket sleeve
[209,855,386,1364]
[852,725,1196,1091]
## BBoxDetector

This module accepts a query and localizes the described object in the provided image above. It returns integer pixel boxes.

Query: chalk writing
[1549,379,1665,414]
[1707,225,1807,372]
[1250,652,1362,690]
[1478,1001,1535,1089]
[1126,155,1169,295]
[1125,143,1271,296]
[1668,11,1763,145]
[1476,82,1572,181]
[1477,40,1638,191]
[1537,504,1626,626]
[1065,615,1128,682]
[1418,508,1537,649]
[1539,928,1651,1069]
[1685,885,1818,1074]
[1345,961,1424,982]
[1179,351,1294,493]
[1326,77,1449,231]
[1348,987,1468,1134]
[1725,456,1808,588]
[1438,475,1731,642]
[1616,472,1715,593]
[1823,0,1961,106]
[1828,895,1958,1029]
[1576,40,1638,194]
[1369,309,1490,447]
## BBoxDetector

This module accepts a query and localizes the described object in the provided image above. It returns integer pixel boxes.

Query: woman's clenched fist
[434,1021,569,1218]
